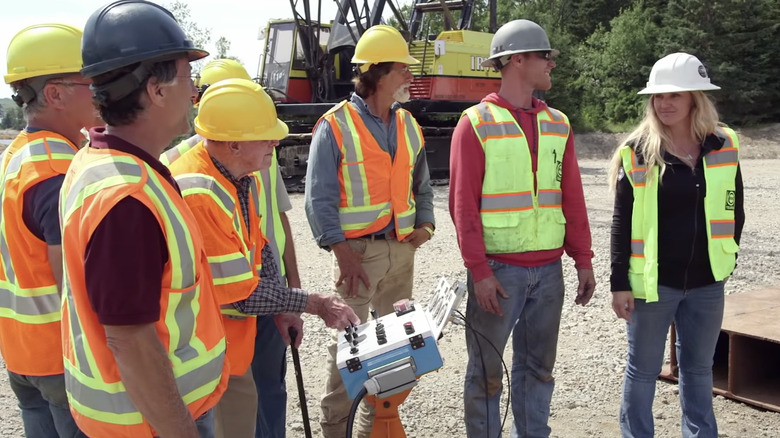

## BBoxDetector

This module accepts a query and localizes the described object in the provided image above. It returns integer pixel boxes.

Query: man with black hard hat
[58,1,229,437]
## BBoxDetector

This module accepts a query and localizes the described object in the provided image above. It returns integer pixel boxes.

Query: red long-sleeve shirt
[449,93,593,282]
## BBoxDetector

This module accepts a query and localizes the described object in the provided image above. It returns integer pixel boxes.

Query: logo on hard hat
[698,65,708,78]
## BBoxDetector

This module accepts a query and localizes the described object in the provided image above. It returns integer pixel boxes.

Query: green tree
[572,3,662,130]
[215,36,241,63]
[167,1,212,71]
[1,106,25,130]
[658,0,780,125]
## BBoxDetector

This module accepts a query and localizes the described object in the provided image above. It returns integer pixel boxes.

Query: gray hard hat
[482,19,555,68]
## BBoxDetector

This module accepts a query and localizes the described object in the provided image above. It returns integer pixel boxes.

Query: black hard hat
[81,0,208,79]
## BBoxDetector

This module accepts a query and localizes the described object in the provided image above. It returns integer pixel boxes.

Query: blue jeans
[155,410,214,438]
[620,282,724,438]
[195,409,216,438]
[7,371,86,438]
[252,315,288,438]
[464,259,565,438]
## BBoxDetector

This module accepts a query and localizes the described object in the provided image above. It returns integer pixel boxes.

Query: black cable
[346,386,368,438]
[454,309,510,438]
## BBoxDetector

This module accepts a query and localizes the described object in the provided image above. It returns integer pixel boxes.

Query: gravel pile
[1,153,778,437]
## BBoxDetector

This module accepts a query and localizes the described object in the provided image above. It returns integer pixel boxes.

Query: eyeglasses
[49,81,92,88]
[393,65,411,74]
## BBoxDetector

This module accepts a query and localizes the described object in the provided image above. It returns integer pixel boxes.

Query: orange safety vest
[169,142,265,376]
[60,146,228,438]
[318,100,424,240]
[0,130,77,375]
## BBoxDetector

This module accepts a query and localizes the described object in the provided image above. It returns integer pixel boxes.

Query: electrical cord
[346,386,368,438]
[453,309,510,438]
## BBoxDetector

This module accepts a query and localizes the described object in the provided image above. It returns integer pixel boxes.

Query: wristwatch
[422,225,435,239]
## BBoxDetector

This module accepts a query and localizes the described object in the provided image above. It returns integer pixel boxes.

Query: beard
[393,84,411,103]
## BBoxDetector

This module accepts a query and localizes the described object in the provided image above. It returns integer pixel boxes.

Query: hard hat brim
[354,55,420,73]
[194,118,289,142]
[638,83,721,95]
[481,49,559,68]
[81,48,208,79]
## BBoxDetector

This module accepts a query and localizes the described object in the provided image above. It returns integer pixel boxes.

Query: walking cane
[288,327,313,438]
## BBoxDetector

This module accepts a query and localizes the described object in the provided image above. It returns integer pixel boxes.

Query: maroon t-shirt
[84,127,180,325]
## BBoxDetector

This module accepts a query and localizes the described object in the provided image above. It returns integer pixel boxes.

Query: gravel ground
[1,129,779,437]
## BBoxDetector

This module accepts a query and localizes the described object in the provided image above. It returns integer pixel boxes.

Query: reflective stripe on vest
[464,103,569,254]
[254,154,286,278]
[160,138,198,166]
[176,173,256,293]
[621,127,740,302]
[61,150,225,430]
[325,101,422,239]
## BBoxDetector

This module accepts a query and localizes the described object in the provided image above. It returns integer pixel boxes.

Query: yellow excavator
[258,0,500,188]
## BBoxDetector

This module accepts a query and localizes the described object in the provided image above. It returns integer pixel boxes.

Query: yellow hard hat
[194,59,251,107]
[194,78,289,142]
[196,59,251,88]
[4,23,83,84]
[351,25,419,73]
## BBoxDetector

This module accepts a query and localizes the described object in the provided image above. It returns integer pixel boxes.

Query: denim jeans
[252,314,288,438]
[154,409,214,438]
[620,282,725,438]
[195,409,216,438]
[463,259,565,438]
[7,371,86,438]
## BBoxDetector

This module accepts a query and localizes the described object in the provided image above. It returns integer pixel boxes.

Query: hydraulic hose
[346,386,368,438]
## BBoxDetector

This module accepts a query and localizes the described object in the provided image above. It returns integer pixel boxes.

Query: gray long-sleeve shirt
[304,93,435,248]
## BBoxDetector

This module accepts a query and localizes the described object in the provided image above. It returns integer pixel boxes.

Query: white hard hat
[638,52,720,95]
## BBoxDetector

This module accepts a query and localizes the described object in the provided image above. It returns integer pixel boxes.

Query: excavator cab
[260,20,333,103]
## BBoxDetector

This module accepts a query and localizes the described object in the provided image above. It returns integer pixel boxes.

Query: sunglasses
[535,51,554,61]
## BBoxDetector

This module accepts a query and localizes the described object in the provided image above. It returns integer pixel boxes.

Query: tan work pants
[319,237,416,438]
[214,368,258,438]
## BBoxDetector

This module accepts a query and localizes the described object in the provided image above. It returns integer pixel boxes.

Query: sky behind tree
[0,0,387,98]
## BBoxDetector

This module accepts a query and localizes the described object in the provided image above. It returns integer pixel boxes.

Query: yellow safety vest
[463,102,570,254]
[620,126,740,302]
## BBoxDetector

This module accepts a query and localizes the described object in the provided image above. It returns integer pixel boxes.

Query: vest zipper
[684,166,699,291]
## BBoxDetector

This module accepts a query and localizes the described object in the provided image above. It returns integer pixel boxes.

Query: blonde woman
[609,52,745,438]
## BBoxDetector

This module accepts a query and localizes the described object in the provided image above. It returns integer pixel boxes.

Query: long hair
[607,91,720,191]
[352,62,394,98]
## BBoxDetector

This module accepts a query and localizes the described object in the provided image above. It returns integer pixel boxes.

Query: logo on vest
[553,149,563,182]
[725,190,736,211]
